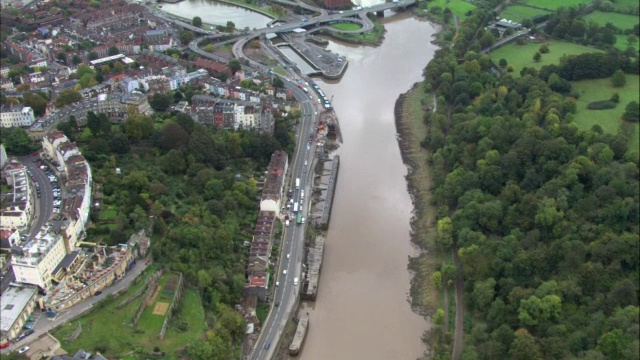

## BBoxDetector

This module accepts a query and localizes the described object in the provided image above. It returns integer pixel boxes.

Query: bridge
[189,0,417,64]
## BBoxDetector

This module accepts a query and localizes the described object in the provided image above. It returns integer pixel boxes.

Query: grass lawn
[500,5,551,22]
[273,67,288,76]
[614,34,639,51]
[98,209,117,220]
[428,0,476,19]
[584,11,639,30]
[490,40,603,73]
[330,22,362,31]
[52,271,205,359]
[525,0,592,10]
[572,75,640,152]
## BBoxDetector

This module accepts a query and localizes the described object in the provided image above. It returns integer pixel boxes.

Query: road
[2,258,151,354]
[189,0,417,63]
[249,80,319,360]
[0,155,54,296]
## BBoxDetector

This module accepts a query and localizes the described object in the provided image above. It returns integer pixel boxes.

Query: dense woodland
[421,6,639,360]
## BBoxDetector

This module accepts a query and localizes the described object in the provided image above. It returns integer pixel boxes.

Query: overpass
[189,0,417,63]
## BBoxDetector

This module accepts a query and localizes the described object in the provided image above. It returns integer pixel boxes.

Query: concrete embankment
[318,155,339,228]
[288,316,309,356]
[302,236,325,301]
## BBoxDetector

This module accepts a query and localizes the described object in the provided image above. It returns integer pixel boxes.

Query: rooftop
[0,285,37,332]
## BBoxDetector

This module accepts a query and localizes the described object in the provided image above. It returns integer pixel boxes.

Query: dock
[302,236,324,301]
[288,316,309,356]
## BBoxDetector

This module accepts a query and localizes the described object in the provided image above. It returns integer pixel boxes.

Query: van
[301,217,305,224]
[294,277,299,285]
[283,270,287,275]
[285,220,290,227]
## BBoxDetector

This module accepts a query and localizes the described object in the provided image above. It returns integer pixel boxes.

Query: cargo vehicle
[297,213,303,224]
[295,178,300,189]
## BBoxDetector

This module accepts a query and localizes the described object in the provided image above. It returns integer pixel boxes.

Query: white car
[287,254,290,259]
[283,270,287,275]
[18,346,30,353]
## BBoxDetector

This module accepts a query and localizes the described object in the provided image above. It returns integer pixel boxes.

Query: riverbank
[394,82,439,319]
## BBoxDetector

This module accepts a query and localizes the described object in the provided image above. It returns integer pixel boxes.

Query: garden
[51,270,205,359]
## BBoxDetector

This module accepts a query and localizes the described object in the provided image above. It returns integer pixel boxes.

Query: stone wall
[158,272,184,340]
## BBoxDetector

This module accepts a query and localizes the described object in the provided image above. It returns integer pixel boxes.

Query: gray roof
[0,286,37,332]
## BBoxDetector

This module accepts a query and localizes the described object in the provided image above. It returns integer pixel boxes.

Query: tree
[627,34,638,46]
[149,93,172,112]
[622,101,639,122]
[533,52,542,62]
[113,62,124,73]
[21,93,47,116]
[87,51,99,61]
[192,16,202,27]
[55,88,82,107]
[72,54,82,65]
[86,111,101,136]
[509,329,543,360]
[499,58,508,68]
[539,44,550,53]
[1,128,33,155]
[597,329,631,360]
[107,46,120,56]
[611,70,626,87]
[228,59,241,74]
[226,21,236,32]
[101,65,110,74]
[180,30,194,44]
[272,76,284,89]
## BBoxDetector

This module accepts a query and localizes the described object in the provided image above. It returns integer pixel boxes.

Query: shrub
[611,70,626,87]
[610,93,620,103]
[622,101,640,122]
[539,44,550,53]
[587,100,617,110]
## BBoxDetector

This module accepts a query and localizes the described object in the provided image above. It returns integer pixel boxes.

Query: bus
[296,213,303,224]
[296,178,300,189]
[293,202,299,213]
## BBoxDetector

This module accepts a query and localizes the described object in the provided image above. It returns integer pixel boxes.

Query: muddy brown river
[300,14,439,360]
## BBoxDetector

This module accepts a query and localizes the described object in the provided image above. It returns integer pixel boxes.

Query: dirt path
[451,247,464,360]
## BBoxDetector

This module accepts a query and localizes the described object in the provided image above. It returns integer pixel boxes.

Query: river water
[161,0,272,29]
[158,1,438,357]
[300,14,439,360]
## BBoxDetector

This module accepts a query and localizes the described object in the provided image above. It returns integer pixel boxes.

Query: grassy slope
[52,271,204,358]
[572,75,640,152]
[611,0,640,11]
[500,5,551,22]
[330,22,362,31]
[490,40,603,73]
[428,0,476,18]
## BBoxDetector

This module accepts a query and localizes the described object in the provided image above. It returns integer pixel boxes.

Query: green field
[525,0,592,10]
[614,34,639,51]
[490,40,603,73]
[584,11,639,30]
[500,5,551,22]
[572,75,640,152]
[52,271,205,358]
[330,22,362,31]
[428,0,476,18]
[611,0,640,11]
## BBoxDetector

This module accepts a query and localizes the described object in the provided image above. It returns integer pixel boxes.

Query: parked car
[27,317,35,322]
[94,291,102,296]
[23,325,33,330]
[18,346,29,353]
[0,342,10,349]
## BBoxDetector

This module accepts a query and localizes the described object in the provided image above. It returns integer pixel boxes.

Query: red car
[0,342,10,349]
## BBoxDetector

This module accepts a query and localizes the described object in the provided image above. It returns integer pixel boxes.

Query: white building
[0,285,38,344]
[1,163,34,229]
[12,232,66,289]
[0,105,35,128]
